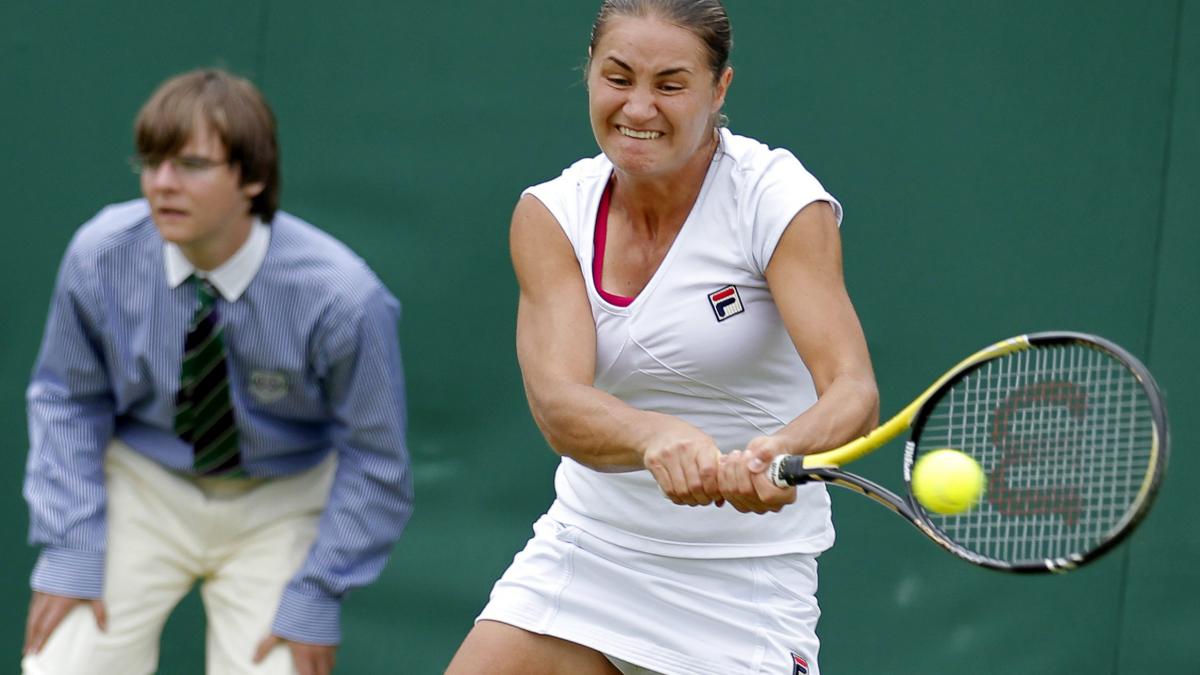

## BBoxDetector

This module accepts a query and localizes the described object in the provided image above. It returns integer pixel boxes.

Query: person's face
[139,117,263,250]
[587,15,731,178]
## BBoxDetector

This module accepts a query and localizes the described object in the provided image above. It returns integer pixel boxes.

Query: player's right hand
[642,422,723,507]
[717,436,798,514]
[23,591,106,655]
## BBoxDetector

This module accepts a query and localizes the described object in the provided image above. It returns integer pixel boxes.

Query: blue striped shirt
[24,199,413,645]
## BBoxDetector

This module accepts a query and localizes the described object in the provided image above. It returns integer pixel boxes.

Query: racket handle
[769,454,808,487]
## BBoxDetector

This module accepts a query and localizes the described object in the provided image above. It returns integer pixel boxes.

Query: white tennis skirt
[477,515,822,675]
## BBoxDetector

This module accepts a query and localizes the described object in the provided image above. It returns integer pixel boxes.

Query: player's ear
[242,181,265,200]
[713,66,733,111]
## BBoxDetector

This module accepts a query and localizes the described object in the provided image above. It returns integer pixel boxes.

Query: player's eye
[130,155,162,173]
[175,156,225,173]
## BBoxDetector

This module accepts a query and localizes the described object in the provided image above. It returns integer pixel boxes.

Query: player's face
[587,16,731,179]
[140,117,263,257]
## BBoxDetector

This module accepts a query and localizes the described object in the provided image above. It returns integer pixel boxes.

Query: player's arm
[265,283,413,654]
[720,201,879,513]
[765,201,879,452]
[23,239,115,652]
[512,195,722,506]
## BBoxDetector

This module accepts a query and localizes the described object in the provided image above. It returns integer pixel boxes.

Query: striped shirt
[24,199,413,644]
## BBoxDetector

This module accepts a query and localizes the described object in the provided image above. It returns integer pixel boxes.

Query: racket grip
[769,454,807,487]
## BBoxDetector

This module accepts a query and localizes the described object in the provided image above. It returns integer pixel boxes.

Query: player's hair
[588,0,733,125]
[134,68,280,222]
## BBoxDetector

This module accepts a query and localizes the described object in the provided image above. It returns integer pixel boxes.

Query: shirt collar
[164,219,271,301]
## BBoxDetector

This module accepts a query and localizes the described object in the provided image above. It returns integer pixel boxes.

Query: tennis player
[21,68,413,675]
[447,1,878,673]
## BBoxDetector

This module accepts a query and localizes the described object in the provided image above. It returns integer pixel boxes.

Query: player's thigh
[201,509,321,674]
[447,620,621,675]
[21,603,160,675]
[200,454,334,674]
[24,448,201,675]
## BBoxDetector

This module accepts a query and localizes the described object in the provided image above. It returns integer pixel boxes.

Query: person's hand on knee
[23,591,107,655]
[254,634,337,675]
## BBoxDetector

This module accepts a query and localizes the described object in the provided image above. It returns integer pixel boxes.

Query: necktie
[174,277,244,476]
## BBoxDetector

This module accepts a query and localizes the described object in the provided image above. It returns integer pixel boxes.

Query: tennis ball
[911,449,986,515]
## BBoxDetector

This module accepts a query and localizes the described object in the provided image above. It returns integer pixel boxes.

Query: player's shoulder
[557,152,612,183]
[719,129,806,179]
[718,129,827,206]
[520,152,611,236]
[67,199,157,256]
[525,152,611,196]
[264,211,394,308]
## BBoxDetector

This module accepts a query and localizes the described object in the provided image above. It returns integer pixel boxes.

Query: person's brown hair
[135,68,280,221]
[589,0,733,80]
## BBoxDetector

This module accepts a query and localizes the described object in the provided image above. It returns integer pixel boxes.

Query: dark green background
[2,1,1196,673]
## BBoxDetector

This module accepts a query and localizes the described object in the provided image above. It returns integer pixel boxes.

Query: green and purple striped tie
[174,277,243,476]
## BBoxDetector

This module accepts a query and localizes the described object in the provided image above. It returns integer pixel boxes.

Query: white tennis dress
[480,129,842,675]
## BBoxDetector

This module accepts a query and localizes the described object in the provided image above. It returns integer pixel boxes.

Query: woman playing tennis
[449,1,878,673]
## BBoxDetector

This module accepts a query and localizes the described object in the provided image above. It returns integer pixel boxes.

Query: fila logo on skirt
[791,652,810,675]
[707,285,744,322]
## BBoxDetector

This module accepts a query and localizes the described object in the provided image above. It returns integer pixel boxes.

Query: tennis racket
[769,331,1168,573]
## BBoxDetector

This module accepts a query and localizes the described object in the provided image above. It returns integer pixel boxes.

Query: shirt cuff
[31,547,105,599]
[271,587,342,645]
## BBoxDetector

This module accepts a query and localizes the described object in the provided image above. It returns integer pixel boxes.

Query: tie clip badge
[707,285,744,322]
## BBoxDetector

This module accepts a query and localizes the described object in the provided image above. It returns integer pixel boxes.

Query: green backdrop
[1,1,1196,673]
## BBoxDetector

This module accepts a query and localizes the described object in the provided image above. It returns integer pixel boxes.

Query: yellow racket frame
[801,336,1030,470]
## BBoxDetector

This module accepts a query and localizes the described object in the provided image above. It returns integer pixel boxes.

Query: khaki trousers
[23,440,335,675]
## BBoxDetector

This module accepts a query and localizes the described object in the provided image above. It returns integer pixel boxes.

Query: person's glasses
[130,155,229,177]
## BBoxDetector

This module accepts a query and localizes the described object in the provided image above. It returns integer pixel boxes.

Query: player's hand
[254,634,338,675]
[23,591,106,655]
[642,421,724,506]
[718,436,797,514]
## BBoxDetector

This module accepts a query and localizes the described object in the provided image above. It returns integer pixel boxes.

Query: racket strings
[916,343,1158,564]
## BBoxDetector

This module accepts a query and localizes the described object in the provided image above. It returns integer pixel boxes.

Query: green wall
[1,1,1195,672]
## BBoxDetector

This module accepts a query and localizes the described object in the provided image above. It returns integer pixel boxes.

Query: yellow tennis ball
[911,449,986,515]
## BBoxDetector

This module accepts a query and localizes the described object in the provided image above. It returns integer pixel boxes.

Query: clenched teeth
[618,126,662,140]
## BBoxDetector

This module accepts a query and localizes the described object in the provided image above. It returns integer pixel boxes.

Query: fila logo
[707,285,744,322]
[791,652,810,675]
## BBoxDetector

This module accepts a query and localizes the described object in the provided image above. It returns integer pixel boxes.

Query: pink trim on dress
[592,180,636,307]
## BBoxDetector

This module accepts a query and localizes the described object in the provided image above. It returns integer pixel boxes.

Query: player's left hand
[718,436,796,513]
[254,634,338,675]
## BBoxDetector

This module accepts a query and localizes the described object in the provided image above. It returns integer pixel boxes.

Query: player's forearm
[276,436,413,644]
[26,253,115,560]
[525,378,670,470]
[772,372,880,455]
[26,432,110,599]
[25,376,114,583]
[279,289,413,644]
